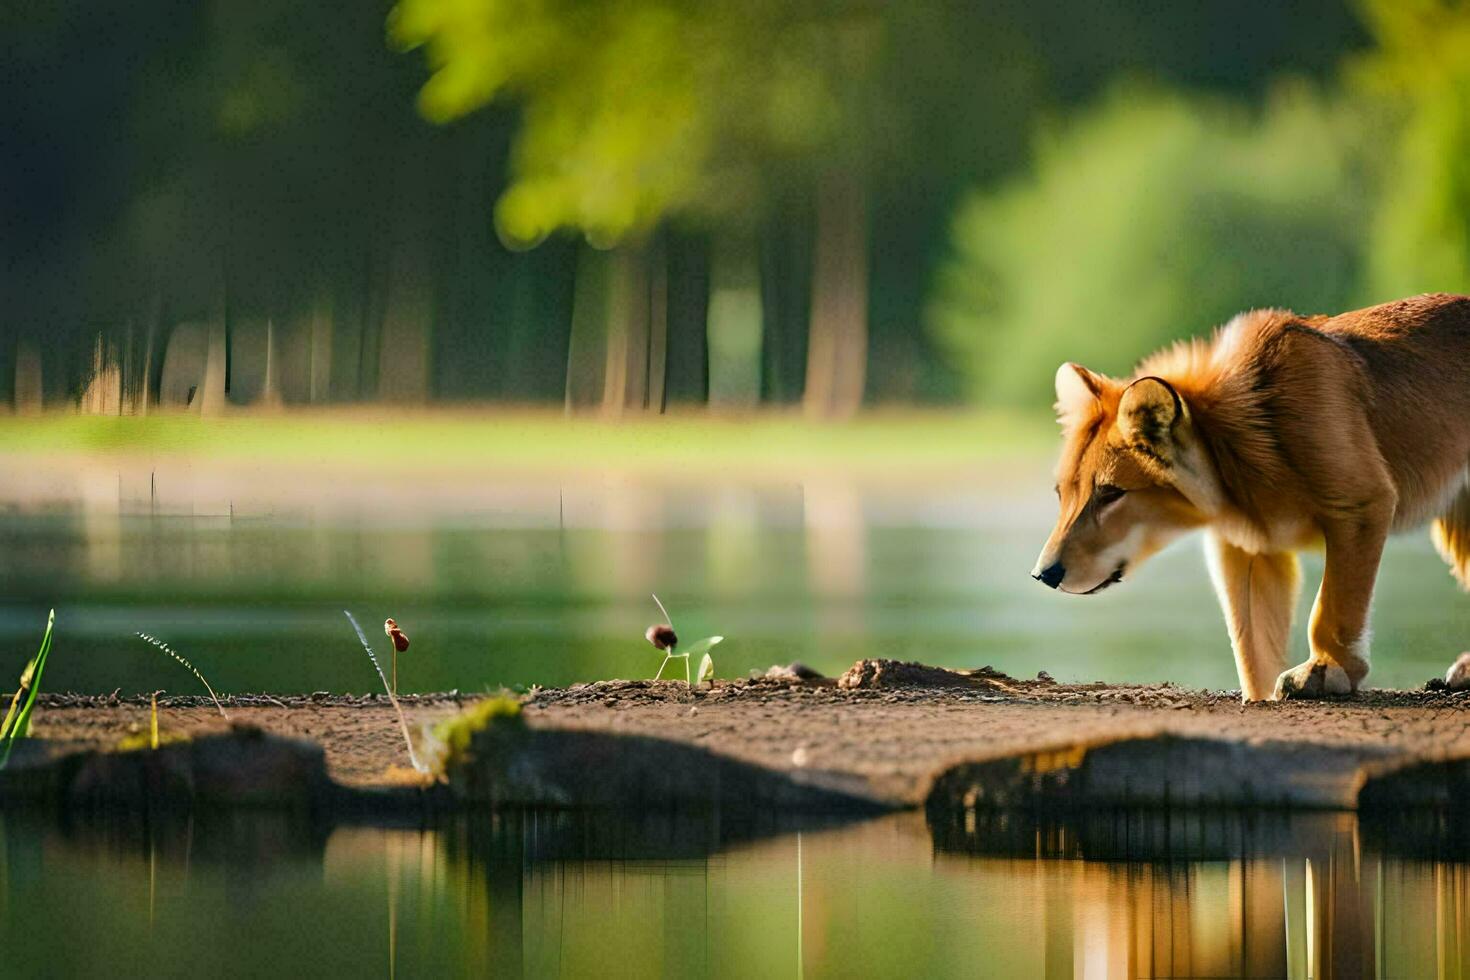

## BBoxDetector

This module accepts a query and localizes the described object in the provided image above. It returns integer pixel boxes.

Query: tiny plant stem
[135,634,228,720]
[150,692,160,750]
[653,653,672,681]
[393,649,398,697]
[651,593,675,631]
[345,611,425,772]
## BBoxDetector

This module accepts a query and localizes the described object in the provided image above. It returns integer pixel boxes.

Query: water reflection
[1,807,1467,977]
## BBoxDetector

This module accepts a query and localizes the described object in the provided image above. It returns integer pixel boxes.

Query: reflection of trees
[8,808,1469,975]
[927,807,1470,977]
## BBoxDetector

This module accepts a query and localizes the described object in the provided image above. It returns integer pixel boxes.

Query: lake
[0,457,1465,696]
[3,448,1470,977]
[2,807,1467,977]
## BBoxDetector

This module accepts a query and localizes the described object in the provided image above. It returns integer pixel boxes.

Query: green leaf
[1,609,55,761]
[683,636,723,657]
[0,685,23,742]
[696,653,715,685]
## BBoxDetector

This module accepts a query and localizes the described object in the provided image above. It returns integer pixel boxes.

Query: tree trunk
[566,241,667,415]
[309,292,333,404]
[79,334,123,415]
[564,244,611,412]
[663,231,711,405]
[647,234,669,412]
[137,288,163,416]
[706,231,763,411]
[14,341,42,414]
[258,318,284,409]
[377,241,433,405]
[761,188,813,404]
[600,245,651,415]
[197,313,229,417]
[803,170,869,419]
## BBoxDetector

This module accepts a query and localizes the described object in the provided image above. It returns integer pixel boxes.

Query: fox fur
[1033,293,1470,701]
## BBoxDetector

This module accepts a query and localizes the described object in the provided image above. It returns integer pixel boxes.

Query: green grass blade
[5,609,55,743]
[0,688,20,742]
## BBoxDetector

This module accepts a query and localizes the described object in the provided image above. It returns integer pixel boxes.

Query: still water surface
[1,808,1467,978]
[0,469,1466,694]
[3,468,1470,976]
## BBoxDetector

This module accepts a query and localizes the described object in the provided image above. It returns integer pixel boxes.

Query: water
[0,465,1466,696]
[4,463,1470,975]
[1,807,1467,977]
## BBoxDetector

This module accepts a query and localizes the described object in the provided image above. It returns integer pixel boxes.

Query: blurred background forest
[3,0,1467,418]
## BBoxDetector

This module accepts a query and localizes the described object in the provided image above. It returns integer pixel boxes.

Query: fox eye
[1094,484,1126,505]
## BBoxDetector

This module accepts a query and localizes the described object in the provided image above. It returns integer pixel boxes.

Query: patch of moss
[433,695,523,769]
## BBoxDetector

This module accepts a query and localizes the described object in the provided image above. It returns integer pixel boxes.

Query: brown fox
[1032,293,1470,701]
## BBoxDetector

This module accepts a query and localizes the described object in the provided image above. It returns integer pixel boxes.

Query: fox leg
[1206,533,1299,701]
[1273,508,1390,699]
[1432,483,1470,590]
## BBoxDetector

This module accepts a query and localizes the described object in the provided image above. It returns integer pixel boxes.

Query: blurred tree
[930,85,1383,406]
[388,0,870,246]
[389,0,881,415]
[864,0,1368,405]
[1353,0,1470,298]
[0,0,1373,412]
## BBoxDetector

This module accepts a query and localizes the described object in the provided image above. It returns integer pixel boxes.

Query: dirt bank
[20,692,471,788]
[12,663,1470,812]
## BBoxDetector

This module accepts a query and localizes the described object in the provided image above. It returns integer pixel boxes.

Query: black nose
[1033,561,1065,589]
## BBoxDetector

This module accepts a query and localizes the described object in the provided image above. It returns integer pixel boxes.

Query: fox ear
[1117,376,1185,458]
[1054,363,1105,425]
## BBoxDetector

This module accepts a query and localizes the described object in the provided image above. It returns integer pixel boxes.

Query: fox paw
[1272,660,1354,701]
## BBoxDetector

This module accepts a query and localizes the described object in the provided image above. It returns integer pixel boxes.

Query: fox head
[1032,363,1214,594]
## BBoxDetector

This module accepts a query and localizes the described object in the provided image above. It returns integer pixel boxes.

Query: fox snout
[1031,560,1065,589]
[1032,534,1129,595]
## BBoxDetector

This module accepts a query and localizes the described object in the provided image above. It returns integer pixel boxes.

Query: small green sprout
[345,610,426,772]
[646,594,723,687]
[1,608,56,768]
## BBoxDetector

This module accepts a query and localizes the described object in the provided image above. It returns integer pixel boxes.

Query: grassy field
[0,408,1055,469]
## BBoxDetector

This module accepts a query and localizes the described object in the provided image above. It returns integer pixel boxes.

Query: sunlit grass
[0,409,1053,469]
[134,633,228,719]
[0,609,56,768]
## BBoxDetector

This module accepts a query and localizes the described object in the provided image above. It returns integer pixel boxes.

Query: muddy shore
[7,661,1470,814]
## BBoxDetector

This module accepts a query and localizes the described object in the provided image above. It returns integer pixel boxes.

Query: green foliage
[0,609,56,766]
[683,636,723,659]
[1352,0,1470,298]
[652,635,721,686]
[389,0,878,247]
[930,84,1384,406]
[696,652,715,686]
